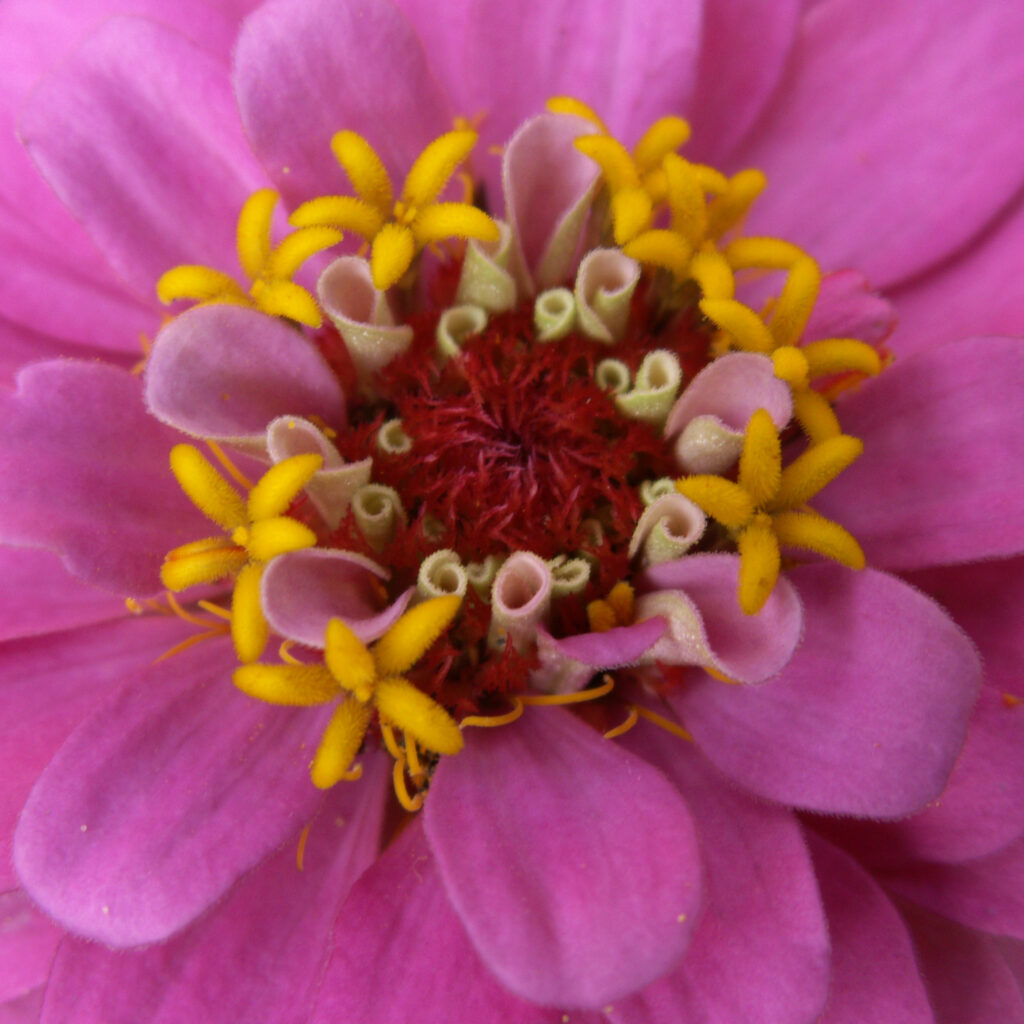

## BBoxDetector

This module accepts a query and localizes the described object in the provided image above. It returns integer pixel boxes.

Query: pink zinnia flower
[3,1,1024,1022]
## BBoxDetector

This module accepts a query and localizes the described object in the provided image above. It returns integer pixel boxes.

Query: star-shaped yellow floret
[290,129,499,291]
[161,445,322,662]
[676,409,865,615]
[233,595,464,790]
[156,189,342,327]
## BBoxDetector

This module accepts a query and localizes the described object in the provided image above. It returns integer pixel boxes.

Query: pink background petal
[0,890,63,1006]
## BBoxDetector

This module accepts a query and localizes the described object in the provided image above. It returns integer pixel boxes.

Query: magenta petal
[40,763,389,1024]
[261,548,412,646]
[424,709,702,1008]
[884,835,1024,941]
[0,615,188,892]
[234,0,450,207]
[734,0,1024,286]
[801,270,897,347]
[816,337,1024,571]
[312,822,569,1024]
[14,638,326,946]
[673,565,980,817]
[145,305,346,441]
[545,617,666,667]
[805,836,932,1024]
[19,17,265,299]
[903,904,1024,1024]
[0,891,63,1006]
[613,729,829,1024]
[640,553,802,685]
[0,361,209,596]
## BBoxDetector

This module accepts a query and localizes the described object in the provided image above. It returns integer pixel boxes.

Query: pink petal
[261,548,412,646]
[40,761,389,1024]
[0,890,63,1006]
[0,361,210,596]
[687,0,801,162]
[612,728,830,1024]
[806,836,932,1024]
[19,16,266,300]
[639,553,803,685]
[14,637,326,946]
[544,617,667,668]
[393,0,702,166]
[0,987,44,1024]
[145,305,346,442]
[733,0,1024,286]
[884,835,1024,941]
[889,192,1024,357]
[903,904,1024,1024]
[672,565,980,817]
[424,708,702,1008]
[801,269,897,347]
[0,615,189,891]
[234,0,451,208]
[312,822,572,1024]
[816,337,1024,571]
[0,547,124,642]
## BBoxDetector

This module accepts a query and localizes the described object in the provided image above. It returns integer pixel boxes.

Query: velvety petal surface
[0,891,63,1006]
[0,614,189,891]
[40,759,389,1024]
[14,637,327,946]
[903,904,1024,1024]
[0,547,125,642]
[235,0,451,207]
[807,836,933,1024]
[145,305,346,441]
[0,361,209,596]
[672,565,980,817]
[816,337,1024,571]
[424,707,702,1008]
[545,616,666,668]
[801,270,897,347]
[19,16,266,299]
[313,822,580,1024]
[733,0,1024,287]
[612,728,830,1024]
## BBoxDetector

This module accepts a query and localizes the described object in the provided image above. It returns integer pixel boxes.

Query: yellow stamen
[737,513,781,615]
[160,541,247,591]
[699,299,775,354]
[575,134,640,192]
[246,516,318,562]
[392,757,425,812]
[633,704,694,742]
[623,230,692,278]
[233,662,339,705]
[379,721,405,761]
[675,476,755,531]
[277,639,304,665]
[689,245,735,301]
[236,188,278,280]
[403,130,478,208]
[170,444,247,530]
[460,701,526,729]
[325,617,378,702]
[610,188,654,245]
[792,388,842,443]
[738,409,782,508]
[545,96,609,134]
[587,599,618,633]
[311,698,372,790]
[518,675,615,706]
[247,453,322,521]
[296,822,312,871]
[772,510,866,569]
[725,236,805,270]
[769,257,821,348]
[707,169,766,237]
[156,266,249,306]
[404,732,424,781]
[231,561,267,663]
[662,154,707,246]
[154,628,229,663]
[802,338,882,378]
[290,195,385,237]
[771,346,811,390]
[606,581,636,626]
[632,116,691,171]
[373,595,462,676]
[376,677,463,756]
[603,705,640,740]
[331,130,394,211]
[205,440,253,490]
[771,434,864,510]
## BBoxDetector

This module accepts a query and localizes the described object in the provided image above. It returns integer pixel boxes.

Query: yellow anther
[632,116,691,172]
[170,444,246,530]
[770,257,821,348]
[376,677,464,756]
[231,526,250,548]
[575,134,641,192]
[690,164,730,196]
[246,517,318,562]
[311,698,373,790]
[623,230,692,278]
[293,130,497,290]
[325,617,378,701]
[662,154,707,246]
[546,95,609,133]
[707,169,767,238]
[373,594,462,676]
[587,599,618,633]
[802,338,882,378]
[677,410,865,614]
[232,561,267,663]
[247,453,322,521]
[233,663,339,705]
[689,245,735,300]
[772,346,811,389]
[725,236,806,270]
[607,581,636,626]
[793,389,842,444]
[699,299,775,354]
[160,541,247,591]
[158,190,340,327]
[610,188,654,245]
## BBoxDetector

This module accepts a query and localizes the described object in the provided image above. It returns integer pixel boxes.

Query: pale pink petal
[0,361,210,596]
[801,269,898,346]
[0,891,63,1006]
[0,547,125,642]
[733,0,1024,286]
[639,553,803,685]
[612,729,830,1024]
[261,548,412,646]
[39,761,389,1024]
[672,565,980,817]
[14,638,326,946]
[19,17,267,300]
[0,615,193,892]
[543,617,667,668]
[816,337,1024,571]
[687,0,801,162]
[424,708,702,1008]
[889,192,1024,356]
[807,836,933,1024]
[903,905,1024,1024]
[234,0,451,207]
[0,988,44,1024]
[312,822,574,1024]
[145,305,346,442]
[884,836,1024,941]
[393,0,702,165]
